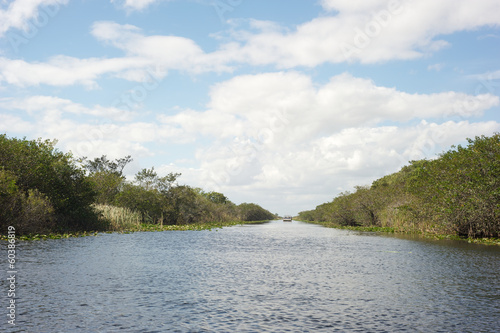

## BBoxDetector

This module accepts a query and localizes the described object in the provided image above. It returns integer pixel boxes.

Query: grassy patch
[110,220,257,233]
[0,231,99,241]
[0,220,270,241]
[300,220,500,246]
[466,237,500,246]
[421,233,500,246]
[301,220,395,233]
[94,204,141,230]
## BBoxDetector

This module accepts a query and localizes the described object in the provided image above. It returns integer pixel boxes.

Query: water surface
[3,220,499,332]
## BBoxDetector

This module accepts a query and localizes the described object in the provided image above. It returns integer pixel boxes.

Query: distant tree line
[0,134,275,235]
[298,134,500,238]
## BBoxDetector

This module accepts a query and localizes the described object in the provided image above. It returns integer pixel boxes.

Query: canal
[4,220,499,332]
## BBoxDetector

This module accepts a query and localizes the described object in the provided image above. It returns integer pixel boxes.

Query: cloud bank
[1,0,499,213]
[1,72,498,213]
[1,0,499,88]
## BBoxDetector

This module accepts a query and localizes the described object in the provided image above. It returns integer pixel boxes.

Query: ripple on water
[5,221,500,332]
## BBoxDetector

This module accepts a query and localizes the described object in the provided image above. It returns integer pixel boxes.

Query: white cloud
[320,0,393,13]
[0,94,193,159]
[468,69,500,81]
[0,21,232,88]
[90,1,500,70]
[151,72,500,212]
[91,21,231,74]
[106,0,500,69]
[0,95,152,158]
[2,72,498,214]
[0,113,35,133]
[428,63,445,72]
[110,0,165,11]
[2,0,498,88]
[0,95,136,121]
[0,55,143,88]
[162,72,499,144]
[197,119,500,214]
[220,0,500,66]
[0,0,68,37]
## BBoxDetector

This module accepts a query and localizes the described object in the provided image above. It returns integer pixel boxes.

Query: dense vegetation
[0,134,275,236]
[298,134,500,239]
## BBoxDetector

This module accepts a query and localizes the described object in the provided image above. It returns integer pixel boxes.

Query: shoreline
[4,220,499,245]
[298,220,500,246]
[0,220,271,241]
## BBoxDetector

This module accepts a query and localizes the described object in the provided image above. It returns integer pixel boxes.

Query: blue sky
[0,0,499,215]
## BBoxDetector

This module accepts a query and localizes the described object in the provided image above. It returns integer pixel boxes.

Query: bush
[237,203,275,221]
[0,169,22,228]
[0,169,56,234]
[1,135,278,234]
[407,134,500,237]
[0,135,98,233]
[299,133,500,238]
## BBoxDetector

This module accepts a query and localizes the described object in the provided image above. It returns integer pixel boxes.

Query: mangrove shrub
[299,133,500,238]
[0,135,99,233]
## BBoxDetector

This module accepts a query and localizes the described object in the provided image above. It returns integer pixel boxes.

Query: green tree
[165,185,201,224]
[115,183,163,223]
[331,192,359,226]
[204,191,228,204]
[301,133,500,238]
[237,203,275,221]
[0,169,22,227]
[407,134,500,237]
[0,135,99,232]
[87,171,124,205]
[297,209,317,221]
[115,168,182,224]
[80,155,133,205]
[0,169,56,234]
[79,155,132,176]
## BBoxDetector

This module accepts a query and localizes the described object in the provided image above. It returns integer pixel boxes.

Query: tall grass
[92,203,271,234]
[94,204,141,231]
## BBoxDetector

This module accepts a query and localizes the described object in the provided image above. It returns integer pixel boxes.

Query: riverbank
[1,135,276,237]
[299,220,500,246]
[298,134,500,239]
[0,220,271,241]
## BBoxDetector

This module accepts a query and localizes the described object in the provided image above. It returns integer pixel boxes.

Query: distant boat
[283,215,292,222]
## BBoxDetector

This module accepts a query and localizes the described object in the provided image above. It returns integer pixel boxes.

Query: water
[3,220,499,332]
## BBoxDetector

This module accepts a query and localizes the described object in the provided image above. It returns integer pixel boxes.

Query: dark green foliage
[165,185,202,224]
[406,134,500,237]
[299,133,500,238]
[115,168,183,224]
[204,191,228,204]
[80,155,133,205]
[0,134,279,236]
[237,203,275,221]
[79,155,132,176]
[87,171,124,205]
[115,169,274,225]
[115,183,163,223]
[296,209,314,222]
[0,135,100,233]
[0,169,18,220]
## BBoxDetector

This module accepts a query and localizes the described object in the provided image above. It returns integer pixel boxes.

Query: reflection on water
[3,220,499,332]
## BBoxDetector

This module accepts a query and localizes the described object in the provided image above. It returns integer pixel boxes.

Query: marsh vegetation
[0,134,275,237]
[298,134,500,240]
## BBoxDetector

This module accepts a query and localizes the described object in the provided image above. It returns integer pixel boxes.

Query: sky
[0,0,499,216]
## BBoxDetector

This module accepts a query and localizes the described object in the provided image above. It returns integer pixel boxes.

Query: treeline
[0,134,275,235]
[298,134,500,238]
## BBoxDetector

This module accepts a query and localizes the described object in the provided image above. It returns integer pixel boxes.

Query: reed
[94,204,141,231]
